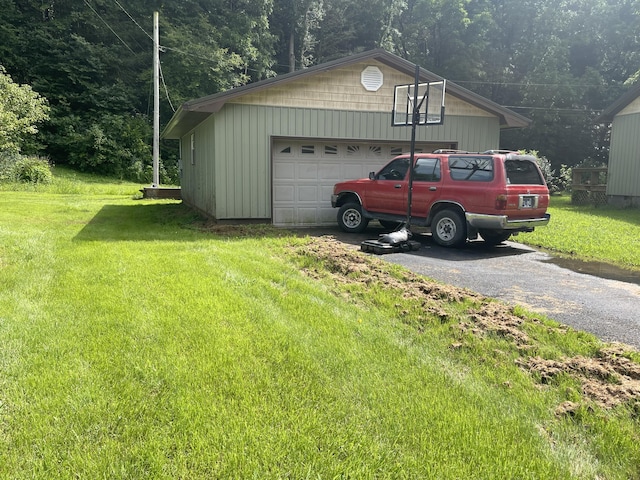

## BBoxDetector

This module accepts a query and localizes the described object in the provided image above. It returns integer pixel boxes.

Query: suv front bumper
[466,212,551,230]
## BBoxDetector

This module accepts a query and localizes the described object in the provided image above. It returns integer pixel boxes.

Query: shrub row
[0,154,53,185]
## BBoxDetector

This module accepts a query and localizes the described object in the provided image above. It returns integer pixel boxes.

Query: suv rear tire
[432,209,466,247]
[479,229,512,245]
[338,203,369,233]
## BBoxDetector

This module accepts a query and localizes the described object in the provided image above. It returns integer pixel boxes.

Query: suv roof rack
[432,149,472,154]
[482,149,518,154]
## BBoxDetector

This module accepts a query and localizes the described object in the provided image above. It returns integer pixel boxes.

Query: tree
[0,66,49,156]
[0,0,278,182]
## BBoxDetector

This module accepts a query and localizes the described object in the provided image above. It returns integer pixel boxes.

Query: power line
[159,62,176,112]
[453,79,608,88]
[504,105,602,114]
[114,0,152,41]
[83,0,135,54]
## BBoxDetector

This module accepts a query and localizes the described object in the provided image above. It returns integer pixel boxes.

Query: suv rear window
[505,160,545,185]
[449,156,494,182]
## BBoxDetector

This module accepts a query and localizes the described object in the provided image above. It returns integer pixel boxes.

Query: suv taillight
[495,194,507,210]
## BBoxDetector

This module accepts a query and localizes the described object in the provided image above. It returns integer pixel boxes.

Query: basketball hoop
[392,79,446,127]
[390,66,446,228]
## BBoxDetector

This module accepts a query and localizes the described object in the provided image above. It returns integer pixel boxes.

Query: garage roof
[163,49,531,139]
[596,82,640,123]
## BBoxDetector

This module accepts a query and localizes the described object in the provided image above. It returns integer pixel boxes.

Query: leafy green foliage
[523,149,572,194]
[10,156,53,184]
[0,0,275,183]
[1,0,640,179]
[0,66,49,156]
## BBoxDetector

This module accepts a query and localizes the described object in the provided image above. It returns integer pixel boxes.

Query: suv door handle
[394,184,402,188]
[429,186,437,191]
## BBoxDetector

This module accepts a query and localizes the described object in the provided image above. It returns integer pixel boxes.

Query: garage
[162,49,530,225]
[272,139,453,226]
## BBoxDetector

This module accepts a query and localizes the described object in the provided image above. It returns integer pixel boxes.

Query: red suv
[331,150,550,247]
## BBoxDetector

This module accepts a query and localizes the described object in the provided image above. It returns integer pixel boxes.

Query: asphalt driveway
[309,225,640,350]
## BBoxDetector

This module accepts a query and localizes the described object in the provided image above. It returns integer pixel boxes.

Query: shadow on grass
[74,202,294,242]
[73,202,204,242]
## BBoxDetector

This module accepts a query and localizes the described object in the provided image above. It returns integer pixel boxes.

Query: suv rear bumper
[466,212,551,230]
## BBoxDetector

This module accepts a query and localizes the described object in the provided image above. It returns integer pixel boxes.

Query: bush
[0,151,20,182]
[520,150,570,194]
[11,156,53,184]
[50,113,179,185]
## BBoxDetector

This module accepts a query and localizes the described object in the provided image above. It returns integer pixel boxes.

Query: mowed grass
[1,173,639,478]
[515,195,640,271]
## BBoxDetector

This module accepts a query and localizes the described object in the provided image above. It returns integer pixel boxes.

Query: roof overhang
[162,49,531,139]
[596,82,640,124]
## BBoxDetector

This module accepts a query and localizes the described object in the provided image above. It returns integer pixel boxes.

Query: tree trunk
[288,31,295,72]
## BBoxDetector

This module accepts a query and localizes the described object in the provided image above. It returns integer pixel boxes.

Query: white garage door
[272,140,448,227]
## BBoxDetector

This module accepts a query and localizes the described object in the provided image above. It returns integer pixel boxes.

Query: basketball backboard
[392,80,446,127]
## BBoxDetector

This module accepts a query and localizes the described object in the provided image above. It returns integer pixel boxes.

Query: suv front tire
[337,203,369,233]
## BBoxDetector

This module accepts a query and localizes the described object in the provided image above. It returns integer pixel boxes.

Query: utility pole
[152,11,160,187]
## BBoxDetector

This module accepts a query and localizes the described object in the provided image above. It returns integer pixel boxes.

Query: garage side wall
[179,116,217,217]
[607,112,640,206]
[210,103,500,220]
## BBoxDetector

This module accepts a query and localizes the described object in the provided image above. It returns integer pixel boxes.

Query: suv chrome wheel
[338,203,369,233]
[432,209,466,247]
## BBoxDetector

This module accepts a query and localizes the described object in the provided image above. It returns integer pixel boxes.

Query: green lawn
[0,173,639,479]
[514,195,640,271]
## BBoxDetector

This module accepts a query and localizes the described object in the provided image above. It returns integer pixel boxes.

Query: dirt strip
[295,235,640,412]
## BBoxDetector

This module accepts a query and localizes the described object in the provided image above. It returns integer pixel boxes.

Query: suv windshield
[377,158,410,180]
[505,159,545,185]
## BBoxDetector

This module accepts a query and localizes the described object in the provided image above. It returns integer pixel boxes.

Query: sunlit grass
[0,165,147,196]
[515,195,640,270]
[0,170,639,478]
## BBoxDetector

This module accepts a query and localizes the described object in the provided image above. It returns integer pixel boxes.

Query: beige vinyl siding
[618,96,640,116]
[607,113,640,197]
[232,61,492,118]
[201,103,499,220]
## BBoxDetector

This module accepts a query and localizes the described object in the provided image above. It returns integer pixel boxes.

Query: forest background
[1,0,639,184]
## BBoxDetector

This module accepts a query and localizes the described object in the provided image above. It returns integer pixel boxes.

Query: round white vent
[361,66,383,92]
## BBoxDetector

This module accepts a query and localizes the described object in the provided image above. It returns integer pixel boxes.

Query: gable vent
[361,66,383,92]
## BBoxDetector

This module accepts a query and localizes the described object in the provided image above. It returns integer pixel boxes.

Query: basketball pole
[405,64,421,229]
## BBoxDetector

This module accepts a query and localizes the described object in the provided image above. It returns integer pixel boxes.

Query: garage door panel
[273,208,294,225]
[297,185,318,201]
[297,163,319,180]
[274,162,296,180]
[319,207,335,224]
[320,185,335,200]
[296,208,319,225]
[318,163,343,180]
[273,140,422,227]
[273,185,295,202]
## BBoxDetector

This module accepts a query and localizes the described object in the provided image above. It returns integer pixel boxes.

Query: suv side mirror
[369,171,376,180]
